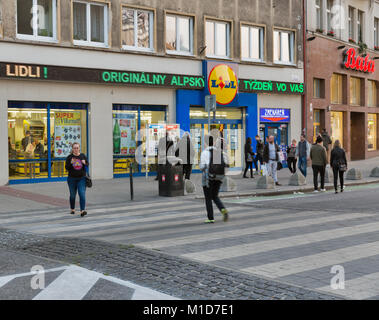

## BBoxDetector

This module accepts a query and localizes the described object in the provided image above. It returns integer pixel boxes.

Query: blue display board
[260,108,290,123]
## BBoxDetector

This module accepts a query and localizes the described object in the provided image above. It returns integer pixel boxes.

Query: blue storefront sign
[260,108,290,123]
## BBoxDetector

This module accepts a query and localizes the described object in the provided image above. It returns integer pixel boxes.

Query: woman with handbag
[243,137,255,178]
[65,142,89,217]
[330,140,347,194]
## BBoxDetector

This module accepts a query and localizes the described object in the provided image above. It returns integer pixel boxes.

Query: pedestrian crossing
[0,265,178,300]
[2,197,379,300]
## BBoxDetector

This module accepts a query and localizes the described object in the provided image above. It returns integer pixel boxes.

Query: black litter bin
[158,163,184,197]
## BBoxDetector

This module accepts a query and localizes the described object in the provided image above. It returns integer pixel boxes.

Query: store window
[241,25,264,62]
[121,7,154,51]
[330,111,344,147]
[206,19,231,58]
[313,109,321,141]
[73,1,108,47]
[350,77,361,106]
[17,0,57,41]
[165,14,193,55]
[8,102,88,182]
[368,114,377,151]
[313,78,324,98]
[330,73,343,104]
[368,80,377,107]
[113,105,166,176]
[273,29,295,64]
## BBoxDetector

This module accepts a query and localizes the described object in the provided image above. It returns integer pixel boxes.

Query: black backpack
[208,148,226,180]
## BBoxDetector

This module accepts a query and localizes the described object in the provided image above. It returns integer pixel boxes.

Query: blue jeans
[67,176,86,211]
[298,156,307,177]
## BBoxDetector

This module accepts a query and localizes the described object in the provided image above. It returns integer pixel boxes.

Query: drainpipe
[302,0,307,137]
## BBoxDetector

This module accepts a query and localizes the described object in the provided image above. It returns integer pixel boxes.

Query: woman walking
[330,140,347,194]
[65,142,88,217]
[286,139,297,174]
[243,137,255,178]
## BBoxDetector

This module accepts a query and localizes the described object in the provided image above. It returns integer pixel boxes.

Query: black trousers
[183,164,192,180]
[287,157,297,173]
[312,165,326,190]
[254,154,263,171]
[243,161,253,177]
[332,167,344,191]
[203,180,225,220]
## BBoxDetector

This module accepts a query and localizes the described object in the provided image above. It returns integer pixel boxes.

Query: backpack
[208,148,226,181]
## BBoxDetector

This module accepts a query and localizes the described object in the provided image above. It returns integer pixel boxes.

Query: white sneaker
[313,190,319,193]
[320,189,326,192]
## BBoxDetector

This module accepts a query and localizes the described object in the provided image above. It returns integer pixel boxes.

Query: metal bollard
[130,162,134,201]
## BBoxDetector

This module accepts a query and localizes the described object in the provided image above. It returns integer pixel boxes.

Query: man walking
[296,134,310,177]
[310,136,328,192]
[254,135,264,175]
[263,135,281,186]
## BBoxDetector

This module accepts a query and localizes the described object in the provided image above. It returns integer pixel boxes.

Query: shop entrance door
[190,120,243,171]
[262,123,288,147]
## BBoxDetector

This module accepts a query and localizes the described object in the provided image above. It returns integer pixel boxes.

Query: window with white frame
[241,25,264,62]
[206,20,231,58]
[122,7,154,51]
[348,6,355,40]
[165,14,193,55]
[357,10,364,43]
[73,1,108,47]
[273,29,295,64]
[315,0,322,30]
[375,18,379,48]
[326,0,333,32]
[17,0,57,41]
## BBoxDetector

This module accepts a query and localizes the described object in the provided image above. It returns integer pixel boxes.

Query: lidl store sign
[260,108,290,123]
[208,64,238,105]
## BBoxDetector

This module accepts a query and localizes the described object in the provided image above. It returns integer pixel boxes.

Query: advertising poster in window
[113,113,136,156]
[148,124,165,156]
[54,112,82,158]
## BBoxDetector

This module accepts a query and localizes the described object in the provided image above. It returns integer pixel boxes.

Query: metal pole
[130,162,134,201]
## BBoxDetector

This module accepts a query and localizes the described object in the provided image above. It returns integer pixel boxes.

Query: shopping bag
[261,164,267,176]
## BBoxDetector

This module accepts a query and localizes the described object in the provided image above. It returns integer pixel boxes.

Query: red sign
[343,48,375,73]
[174,174,179,182]
[162,175,166,182]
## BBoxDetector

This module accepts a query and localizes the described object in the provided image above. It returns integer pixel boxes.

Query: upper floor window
[375,18,379,48]
[350,77,361,106]
[315,0,322,30]
[73,1,108,47]
[357,10,364,43]
[241,25,264,62]
[17,0,57,41]
[330,73,343,104]
[368,80,377,107]
[206,19,231,59]
[348,6,355,41]
[165,14,193,55]
[313,78,325,98]
[122,7,154,51]
[326,0,333,32]
[273,29,295,64]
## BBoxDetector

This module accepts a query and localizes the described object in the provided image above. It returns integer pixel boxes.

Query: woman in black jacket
[330,140,347,194]
[243,137,255,178]
[65,142,89,217]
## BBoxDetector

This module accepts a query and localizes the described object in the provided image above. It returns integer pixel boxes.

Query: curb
[194,178,379,199]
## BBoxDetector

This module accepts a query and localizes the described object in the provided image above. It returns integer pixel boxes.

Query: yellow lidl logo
[208,64,238,105]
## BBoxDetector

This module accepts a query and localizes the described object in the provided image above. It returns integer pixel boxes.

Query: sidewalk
[1,156,379,212]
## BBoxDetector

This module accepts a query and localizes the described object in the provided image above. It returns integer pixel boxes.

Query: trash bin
[158,162,184,197]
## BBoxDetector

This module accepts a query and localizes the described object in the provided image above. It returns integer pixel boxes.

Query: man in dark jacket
[263,136,281,186]
[310,136,327,192]
[254,135,264,175]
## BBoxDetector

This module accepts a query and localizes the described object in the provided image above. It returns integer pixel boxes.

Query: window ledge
[205,55,232,61]
[166,50,195,57]
[241,58,265,64]
[16,34,58,44]
[73,40,109,48]
[122,46,155,53]
[273,61,296,67]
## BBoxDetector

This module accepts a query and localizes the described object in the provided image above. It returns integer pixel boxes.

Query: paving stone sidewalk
[0,227,344,300]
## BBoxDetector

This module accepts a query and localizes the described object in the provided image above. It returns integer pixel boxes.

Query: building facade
[0,0,304,185]
[306,0,379,160]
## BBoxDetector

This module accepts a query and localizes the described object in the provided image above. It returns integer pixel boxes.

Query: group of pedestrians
[243,128,347,193]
